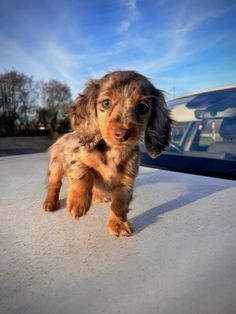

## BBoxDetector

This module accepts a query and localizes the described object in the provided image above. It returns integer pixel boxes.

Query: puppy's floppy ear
[145,88,172,158]
[71,79,102,150]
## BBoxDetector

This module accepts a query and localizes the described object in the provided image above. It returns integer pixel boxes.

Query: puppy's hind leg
[92,187,111,203]
[92,178,111,203]
[43,155,63,212]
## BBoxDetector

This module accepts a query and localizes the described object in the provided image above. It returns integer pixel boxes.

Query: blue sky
[0,0,236,98]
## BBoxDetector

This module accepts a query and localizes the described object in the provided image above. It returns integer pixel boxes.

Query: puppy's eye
[136,102,150,115]
[102,99,112,109]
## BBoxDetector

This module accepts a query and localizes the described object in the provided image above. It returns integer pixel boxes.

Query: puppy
[43,71,172,237]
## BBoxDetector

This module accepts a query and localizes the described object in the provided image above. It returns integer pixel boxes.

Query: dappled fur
[43,70,172,237]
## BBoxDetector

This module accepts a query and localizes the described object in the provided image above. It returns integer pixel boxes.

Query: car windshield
[168,87,236,161]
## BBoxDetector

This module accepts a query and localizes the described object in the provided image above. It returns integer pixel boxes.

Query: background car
[140,85,236,180]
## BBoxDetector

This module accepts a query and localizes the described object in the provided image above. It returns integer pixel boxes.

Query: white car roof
[1,153,236,314]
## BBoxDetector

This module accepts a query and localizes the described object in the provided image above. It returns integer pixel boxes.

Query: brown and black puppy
[43,70,172,237]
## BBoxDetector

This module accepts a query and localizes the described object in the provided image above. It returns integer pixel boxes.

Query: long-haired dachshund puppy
[43,71,172,237]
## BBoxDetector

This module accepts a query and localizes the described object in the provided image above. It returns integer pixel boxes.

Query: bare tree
[0,71,73,135]
[36,108,51,130]
[0,70,36,135]
[39,79,72,131]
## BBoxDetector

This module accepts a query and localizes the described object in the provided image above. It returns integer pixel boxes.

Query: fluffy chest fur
[52,132,140,188]
[79,143,136,186]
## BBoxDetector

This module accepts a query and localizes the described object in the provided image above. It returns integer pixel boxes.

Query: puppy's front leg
[67,171,93,219]
[108,185,133,237]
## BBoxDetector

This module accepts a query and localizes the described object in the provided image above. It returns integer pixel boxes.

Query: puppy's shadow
[132,172,230,234]
[57,172,231,236]
[58,198,66,210]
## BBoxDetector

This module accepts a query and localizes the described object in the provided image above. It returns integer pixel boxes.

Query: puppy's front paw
[108,217,133,237]
[43,199,59,212]
[67,197,91,220]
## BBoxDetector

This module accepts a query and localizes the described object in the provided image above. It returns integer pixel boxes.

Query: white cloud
[121,2,236,76]
[1,0,235,99]
[117,0,138,34]
[48,43,79,77]
[0,35,51,79]
[174,2,236,35]
[117,20,130,33]
[126,0,137,11]
[0,34,86,97]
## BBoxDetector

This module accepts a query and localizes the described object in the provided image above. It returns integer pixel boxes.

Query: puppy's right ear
[71,79,102,150]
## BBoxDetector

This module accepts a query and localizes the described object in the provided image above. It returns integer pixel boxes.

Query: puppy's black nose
[114,128,132,141]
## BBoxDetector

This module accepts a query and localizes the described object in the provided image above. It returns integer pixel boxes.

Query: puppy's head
[71,70,172,156]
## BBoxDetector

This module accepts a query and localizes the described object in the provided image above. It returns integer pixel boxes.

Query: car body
[141,85,236,180]
[0,153,236,314]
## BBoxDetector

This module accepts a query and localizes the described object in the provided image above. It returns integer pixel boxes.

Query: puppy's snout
[114,128,132,142]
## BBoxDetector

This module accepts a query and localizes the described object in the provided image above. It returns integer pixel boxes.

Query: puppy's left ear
[145,89,172,158]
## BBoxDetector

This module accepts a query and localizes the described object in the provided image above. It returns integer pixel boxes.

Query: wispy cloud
[123,1,236,74]
[174,2,236,35]
[0,0,235,97]
[0,35,51,79]
[48,43,79,77]
[116,0,138,34]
